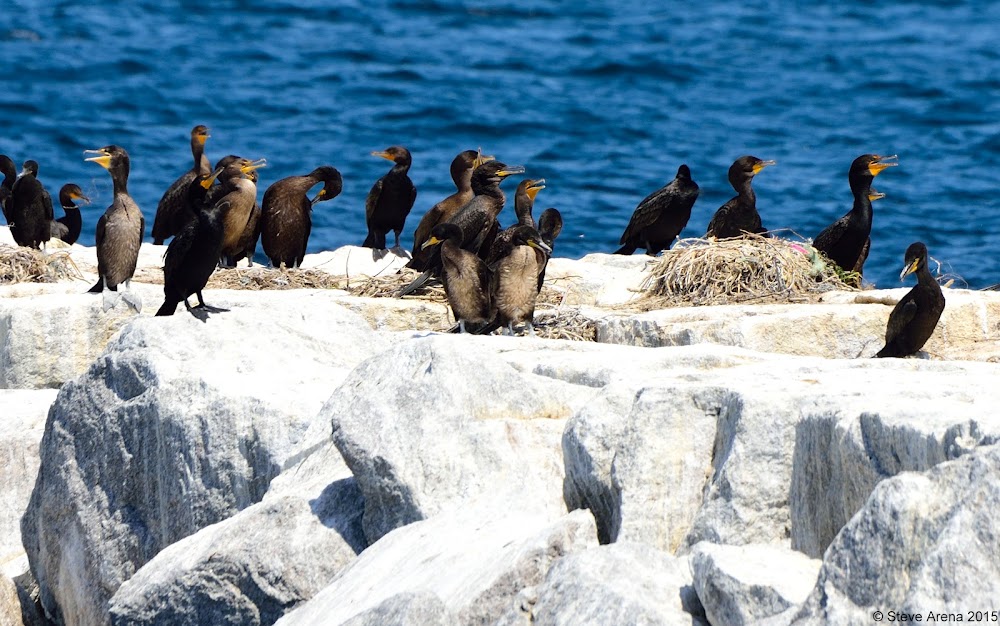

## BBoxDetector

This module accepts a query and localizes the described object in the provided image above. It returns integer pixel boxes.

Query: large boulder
[274,508,599,626]
[690,542,820,626]
[791,444,1000,625]
[323,335,594,544]
[495,542,705,626]
[21,294,386,626]
[562,348,1000,553]
[0,391,56,566]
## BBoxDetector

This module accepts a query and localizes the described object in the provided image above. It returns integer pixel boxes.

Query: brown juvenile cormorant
[216,158,266,264]
[488,224,552,335]
[259,165,343,268]
[0,154,16,223]
[225,167,264,267]
[536,207,563,289]
[85,145,144,312]
[421,222,494,333]
[876,242,945,358]
[152,125,211,245]
[615,164,700,255]
[407,149,493,270]
[49,184,90,245]
[9,160,54,249]
[705,156,775,239]
[156,164,236,316]
[364,146,416,250]
[485,178,545,265]
[813,154,897,277]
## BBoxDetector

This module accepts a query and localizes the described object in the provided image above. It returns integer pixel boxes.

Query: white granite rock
[790,444,1000,625]
[323,334,594,544]
[0,391,56,568]
[338,592,455,626]
[273,508,598,626]
[20,295,386,626]
[690,542,821,626]
[300,245,410,277]
[0,572,23,626]
[496,541,705,626]
[543,253,652,307]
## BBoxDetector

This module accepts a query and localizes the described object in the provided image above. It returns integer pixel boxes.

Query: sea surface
[3,1,999,287]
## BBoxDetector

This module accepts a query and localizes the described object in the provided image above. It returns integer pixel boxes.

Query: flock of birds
[0,125,944,357]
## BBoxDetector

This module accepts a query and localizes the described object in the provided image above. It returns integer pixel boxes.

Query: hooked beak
[899,256,920,281]
[752,160,776,175]
[528,238,553,255]
[869,154,899,176]
[241,158,267,174]
[526,179,546,200]
[372,151,396,162]
[84,149,112,169]
[421,236,444,250]
[497,165,526,178]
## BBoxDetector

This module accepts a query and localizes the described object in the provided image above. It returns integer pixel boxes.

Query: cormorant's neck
[850,189,873,225]
[514,196,535,228]
[916,259,937,287]
[455,168,473,193]
[736,177,756,206]
[112,169,129,196]
[390,161,411,176]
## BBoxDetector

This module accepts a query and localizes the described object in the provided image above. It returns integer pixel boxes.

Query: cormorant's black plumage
[705,156,775,239]
[421,222,494,333]
[152,125,211,244]
[49,184,90,245]
[8,160,53,249]
[260,165,343,268]
[876,242,945,358]
[364,146,416,250]
[615,164,699,255]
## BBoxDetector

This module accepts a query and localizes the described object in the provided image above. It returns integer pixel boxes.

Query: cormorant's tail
[396,269,435,297]
[614,244,636,255]
[155,300,177,316]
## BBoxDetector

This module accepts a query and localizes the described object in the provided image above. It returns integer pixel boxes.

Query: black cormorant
[364,146,416,251]
[152,125,211,244]
[705,156,775,239]
[260,165,343,268]
[0,154,16,223]
[813,154,897,277]
[876,242,945,358]
[615,164,699,255]
[85,145,144,312]
[49,184,90,245]
[8,160,53,249]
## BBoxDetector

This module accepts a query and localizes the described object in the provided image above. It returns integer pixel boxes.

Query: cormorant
[225,167,263,267]
[876,242,945,358]
[364,146,416,251]
[260,165,343,268]
[536,207,563,289]
[813,154,897,277]
[156,164,238,316]
[615,164,699,255]
[49,184,90,245]
[407,149,492,270]
[0,154,16,223]
[485,178,544,265]
[151,125,211,244]
[488,224,552,335]
[85,145,144,312]
[8,160,54,249]
[705,156,775,239]
[421,222,493,333]
[216,158,266,265]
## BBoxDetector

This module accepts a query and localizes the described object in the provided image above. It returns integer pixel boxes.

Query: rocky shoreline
[2,227,999,625]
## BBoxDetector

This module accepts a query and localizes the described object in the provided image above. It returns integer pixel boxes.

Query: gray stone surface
[274,508,599,626]
[690,542,820,626]
[791,444,1000,625]
[21,298,385,626]
[0,391,56,566]
[323,335,594,544]
[496,542,705,626]
[338,592,455,626]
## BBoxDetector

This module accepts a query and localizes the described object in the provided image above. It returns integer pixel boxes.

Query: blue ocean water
[2,1,999,287]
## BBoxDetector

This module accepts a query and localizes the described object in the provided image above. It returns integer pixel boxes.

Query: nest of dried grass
[346,267,449,302]
[530,308,597,341]
[205,267,348,291]
[630,233,858,310]
[0,244,84,284]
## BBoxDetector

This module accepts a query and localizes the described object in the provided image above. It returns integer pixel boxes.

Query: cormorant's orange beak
[73,190,91,204]
[900,257,920,280]
[241,158,267,174]
[869,155,898,176]
[527,238,552,254]
[868,189,886,202]
[752,160,776,175]
[200,166,225,189]
[473,148,495,168]
[372,151,396,162]
[421,236,443,250]
[497,165,526,178]
[84,149,112,169]
[526,179,546,200]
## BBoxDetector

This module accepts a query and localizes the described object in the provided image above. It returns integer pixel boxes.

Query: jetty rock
[2,234,1000,625]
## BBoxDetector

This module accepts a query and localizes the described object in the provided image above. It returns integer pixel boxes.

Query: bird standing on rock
[152,124,211,245]
[0,154,17,223]
[8,160,54,249]
[813,154,898,279]
[260,165,343,268]
[421,222,494,333]
[616,164,700,255]
[49,184,90,245]
[364,146,416,252]
[85,145,144,313]
[875,242,945,358]
[705,156,775,239]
